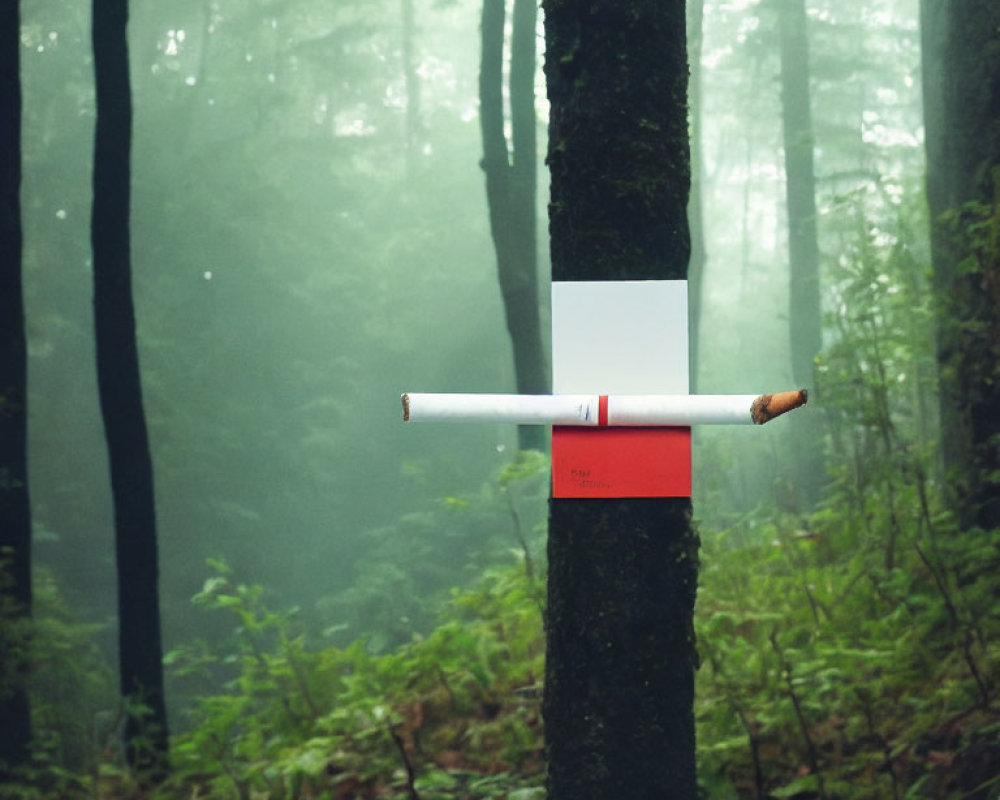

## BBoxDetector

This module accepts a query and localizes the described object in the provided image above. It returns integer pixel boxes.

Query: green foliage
[159,557,544,799]
[816,196,938,567]
[934,186,1000,526]
[317,452,548,653]
[9,443,1000,800]
[147,398,995,800]
[697,509,1000,799]
[694,197,1000,799]
[0,556,31,707]
[0,566,116,800]
[28,571,117,772]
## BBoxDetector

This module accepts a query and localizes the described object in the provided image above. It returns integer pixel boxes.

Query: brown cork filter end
[751,389,808,425]
[401,393,410,422]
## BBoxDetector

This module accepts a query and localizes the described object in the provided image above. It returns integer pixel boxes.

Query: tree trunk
[542,2,698,797]
[480,0,548,452]
[777,0,824,510]
[91,0,169,778]
[401,0,421,181]
[0,0,33,773]
[921,0,1000,530]
[687,0,706,393]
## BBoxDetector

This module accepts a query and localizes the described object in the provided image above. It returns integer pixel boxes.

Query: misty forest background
[3,0,1000,798]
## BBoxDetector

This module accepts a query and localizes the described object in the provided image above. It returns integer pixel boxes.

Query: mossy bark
[544,1,690,282]
[542,2,698,797]
[921,0,1000,529]
[545,500,698,798]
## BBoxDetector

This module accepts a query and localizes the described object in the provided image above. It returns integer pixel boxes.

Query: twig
[855,689,901,800]
[769,630,828,800]
[502,487,533,583]
[500,483,545,618]
[390,727,422,800]
[702,639,765,799]
[913,541,992,706]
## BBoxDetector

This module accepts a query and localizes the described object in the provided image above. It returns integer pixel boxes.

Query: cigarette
[401,390,807,426]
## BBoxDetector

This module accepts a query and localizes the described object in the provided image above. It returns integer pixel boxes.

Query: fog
[20,0,924,713]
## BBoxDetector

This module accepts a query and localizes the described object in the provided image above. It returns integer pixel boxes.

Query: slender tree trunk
[777,0,824,509]
[401,0,422,181]
[91,0,169,778]
[542,2,698,797]
[687,0,706,393]
[921,0,1000,530]
[0,0,33,773]
[480,0,548,452]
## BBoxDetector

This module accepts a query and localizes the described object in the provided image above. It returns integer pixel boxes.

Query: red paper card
[552,426,691,498]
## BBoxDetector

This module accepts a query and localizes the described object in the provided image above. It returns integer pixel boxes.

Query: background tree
[688,0,706,393]
[542,1,697,797]
[480,0,548,452]
[0,0,33,774]
[921,0,1000,530]
[401,0,422,181]
[776,0,824,510]
[91,0,169,777]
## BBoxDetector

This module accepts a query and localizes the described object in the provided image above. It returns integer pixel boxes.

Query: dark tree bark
[921,0,1000,530]
[92,0,169,778]
[0,0,33,773]
[777,0,824,509]
[542,2,698,798]
[480,0,548,452]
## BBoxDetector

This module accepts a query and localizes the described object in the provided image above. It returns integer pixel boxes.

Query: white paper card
[551,280,689,395]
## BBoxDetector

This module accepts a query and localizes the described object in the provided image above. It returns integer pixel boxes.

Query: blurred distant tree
[688,0,706,392]
[92,0,169,778]
[688,0,923,515]
[778,0,819,391]
[543,1,698,797]
[921,0,1000,530]
[480,0,548,452]
[0,0,33,774]
[776,0,824,510]
[402,0,423,180]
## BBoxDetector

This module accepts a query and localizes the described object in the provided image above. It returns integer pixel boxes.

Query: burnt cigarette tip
[751,388,809,425]
[401,393,410,422]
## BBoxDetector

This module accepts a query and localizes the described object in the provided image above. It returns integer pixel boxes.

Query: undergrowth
[157,558,546,800]
[6,476,1000,800]
[696,509,1000,800]
[8,479,999,800]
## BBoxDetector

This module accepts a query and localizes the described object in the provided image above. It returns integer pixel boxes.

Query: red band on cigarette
[599,394,609,426]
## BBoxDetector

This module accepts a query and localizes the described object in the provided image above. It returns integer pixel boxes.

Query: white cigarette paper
[609,395,761,425]
[402,393,602,424]
[401,392,802,426]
